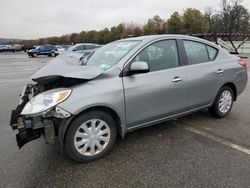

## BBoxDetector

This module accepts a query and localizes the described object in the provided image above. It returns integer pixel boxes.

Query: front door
[123,39,188,128]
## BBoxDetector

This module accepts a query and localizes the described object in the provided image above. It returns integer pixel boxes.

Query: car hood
[31,55,104,84]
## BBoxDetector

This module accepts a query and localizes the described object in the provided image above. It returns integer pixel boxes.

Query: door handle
[172,76,182,83]
[216,69,224,74]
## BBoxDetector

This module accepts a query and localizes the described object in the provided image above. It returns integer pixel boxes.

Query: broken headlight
[21,88,71,116]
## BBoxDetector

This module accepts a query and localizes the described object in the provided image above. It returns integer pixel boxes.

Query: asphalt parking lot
[0,52,250,188]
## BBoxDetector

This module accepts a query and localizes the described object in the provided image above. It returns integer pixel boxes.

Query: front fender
[58,115,75,151]
[58,76,126,126]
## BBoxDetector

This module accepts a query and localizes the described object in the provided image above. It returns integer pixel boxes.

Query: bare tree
[204,7,214,32]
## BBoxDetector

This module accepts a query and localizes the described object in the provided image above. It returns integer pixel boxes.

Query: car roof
[74,43,99,46]
[119,34,200,40]
[118,34,218,48]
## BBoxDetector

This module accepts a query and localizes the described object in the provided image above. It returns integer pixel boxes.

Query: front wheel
[209,86,234,118]
[32,52,38,57]
[64,111,117,162]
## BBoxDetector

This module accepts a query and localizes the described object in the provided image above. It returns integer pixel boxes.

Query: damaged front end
[10,55,104,148]
[10,83,72,148]
[10,84,42,148]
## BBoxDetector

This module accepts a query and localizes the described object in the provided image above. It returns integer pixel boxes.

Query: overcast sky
[0,0,249,39]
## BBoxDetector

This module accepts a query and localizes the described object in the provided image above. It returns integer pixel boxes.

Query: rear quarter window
[207,46,218,61]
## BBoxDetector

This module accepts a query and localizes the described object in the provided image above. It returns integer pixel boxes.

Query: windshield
[85,41,140,70]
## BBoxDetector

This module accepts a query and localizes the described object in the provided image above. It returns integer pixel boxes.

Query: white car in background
[56,46,66,54]
[64,43,101,60]
[68,43,101,54]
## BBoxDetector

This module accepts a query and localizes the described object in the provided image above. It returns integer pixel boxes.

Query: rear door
[45,46,52,55]
[181,40,222,109]
[41,46,50,55]
[123,39,188,128]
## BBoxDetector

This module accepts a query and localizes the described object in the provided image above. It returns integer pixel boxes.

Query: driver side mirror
[128,61,149,75]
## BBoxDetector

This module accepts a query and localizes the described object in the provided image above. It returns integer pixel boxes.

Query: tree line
[22,0,250,45]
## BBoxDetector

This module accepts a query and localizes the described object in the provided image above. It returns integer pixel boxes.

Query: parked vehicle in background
[56,45,66,54]
[13,44,22,51]
[68,43,101,54]
[22,44,35,52]
[0,45,7,52]
[0,44,22,52]
[60,45,72,50]
[64,43,101,60]
[10,35,248,162]
[27,45,59,57]
[78,49,97,65]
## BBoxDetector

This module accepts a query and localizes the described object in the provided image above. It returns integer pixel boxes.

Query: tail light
[238,60,247,69]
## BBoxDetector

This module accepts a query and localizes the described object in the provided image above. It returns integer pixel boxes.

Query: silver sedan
[10,35,248,162]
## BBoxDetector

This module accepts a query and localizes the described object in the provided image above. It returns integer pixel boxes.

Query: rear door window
[183,40,209,65]
[46,46,52,50]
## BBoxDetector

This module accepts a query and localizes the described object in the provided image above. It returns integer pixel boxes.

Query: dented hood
[31,55,104,83]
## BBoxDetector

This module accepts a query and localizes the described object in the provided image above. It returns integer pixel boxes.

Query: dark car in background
[22,44,35,52]
[27,45,59,57]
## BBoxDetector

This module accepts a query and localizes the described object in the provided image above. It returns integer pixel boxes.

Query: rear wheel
[209,86,234,118]
[64,111,117,162]
[50,52,56,57]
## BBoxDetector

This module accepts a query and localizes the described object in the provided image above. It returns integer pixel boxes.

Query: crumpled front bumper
[10,114,42,148]
[10,84,56,148]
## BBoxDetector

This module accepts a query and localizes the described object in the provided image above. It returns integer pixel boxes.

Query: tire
[32,52,38,57]
[50,52,55,57]
[209,86,234,118]
[64,110,117,162]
